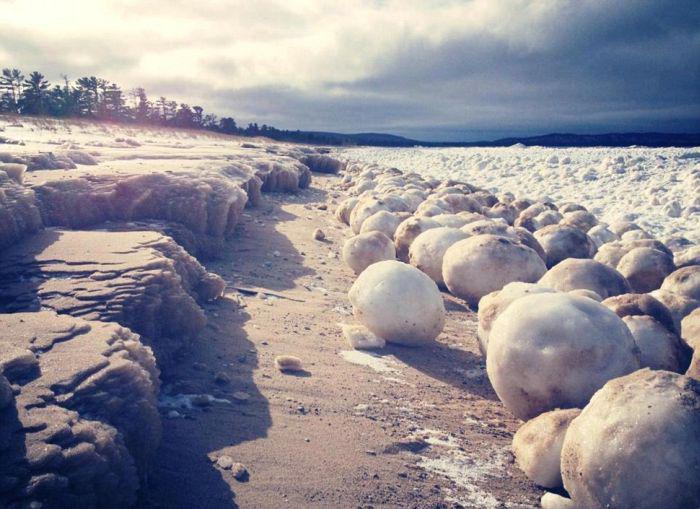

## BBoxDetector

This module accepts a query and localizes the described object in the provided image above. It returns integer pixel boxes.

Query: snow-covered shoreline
[341,146,700,245]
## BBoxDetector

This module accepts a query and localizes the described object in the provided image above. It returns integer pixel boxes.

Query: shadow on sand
[389,341,500,401]
[137,188,326,508]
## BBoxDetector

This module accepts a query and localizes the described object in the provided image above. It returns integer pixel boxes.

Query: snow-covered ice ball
[661,265,700,300]
[431,213,469,228]
[477,283,556,356]
[595,239,672,269]
[616,247,675,293]
[497,191,515,204]
[348,260,445,346]
[471,190,498,207]
[534,225,596,268]
[538,258,631,299]
[533,210,563,230]
[342,231,395,275]
[515,203,553,231]
[409,227,468,286]
[559,210,598,232]
[621,315,687,372]
[512,408,581,488]
[415,201,450,217]
[602,293,678,334]
[349,197,389,233]
[441,193,482,213]
[587,224,619,248]
[399,191,424,211]
[620,229,653,241]
[513,227,547,261]
[486,293,640,420]
[359,210,401,239]
[681,308,700,350]
[568,288,602,301]
[559,203,587,214]
[393,216,440,261]
[675,245,700,269]
[443,234,547,306]
[484,202,518,225]
[608,220,641,236]
[456,211,487,223]
[335,197,359,225]
[540,493,576,509]
[561,369,700,509]
[650,289,700,333]
[379,194,410,213]
[460,219,515,238]
[352,178,375,195]
[512,198,533,212]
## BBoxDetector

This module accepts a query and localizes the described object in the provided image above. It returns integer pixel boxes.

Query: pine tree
[19,71,50,115]
[76,76,100,116]
[1,68,25,113]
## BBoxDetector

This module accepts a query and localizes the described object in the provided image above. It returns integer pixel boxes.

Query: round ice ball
[561,369,700,509]
[335,197,359,225]
[443,234,547,306]
[534,225,596,268]
[661,265,700,301]
[409,227,468,286]
[588,224,618,248]
[621,315,687,372]
[617,247,675,293]
[486,293,640,420]
[348,260,445,346]
[512,408,581,488]
[538,258,631,299]
[342,231,395,275]
[393,216,440,261]
[349,197,389,233]
[477,282,556,356]
[359,210,401,239]
[681,307,700,351]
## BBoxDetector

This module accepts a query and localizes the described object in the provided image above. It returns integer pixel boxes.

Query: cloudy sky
[1,0,699,140]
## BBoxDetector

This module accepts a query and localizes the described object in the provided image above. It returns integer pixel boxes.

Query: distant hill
[274,130,700,148]
[475,132,700,148]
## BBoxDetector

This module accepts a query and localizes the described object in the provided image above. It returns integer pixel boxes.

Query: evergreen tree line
[0,67,339,142]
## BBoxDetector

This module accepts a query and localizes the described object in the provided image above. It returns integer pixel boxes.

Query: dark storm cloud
[0,0,698,140]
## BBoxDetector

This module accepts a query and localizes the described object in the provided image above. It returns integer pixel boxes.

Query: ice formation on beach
[342,146,700,244]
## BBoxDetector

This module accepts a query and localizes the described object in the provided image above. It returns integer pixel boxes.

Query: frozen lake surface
[341,146,700,245]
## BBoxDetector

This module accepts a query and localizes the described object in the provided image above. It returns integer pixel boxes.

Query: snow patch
[339,350,401,374]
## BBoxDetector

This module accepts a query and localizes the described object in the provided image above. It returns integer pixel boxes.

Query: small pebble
[274,355,304,373]
[231,462,248,480]
[313,228,326,241]
[217,455,234,469]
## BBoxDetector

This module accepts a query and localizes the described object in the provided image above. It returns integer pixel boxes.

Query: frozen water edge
[341,146,700,245]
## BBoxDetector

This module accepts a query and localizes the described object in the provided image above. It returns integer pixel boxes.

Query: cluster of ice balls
[333,160,700,508]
